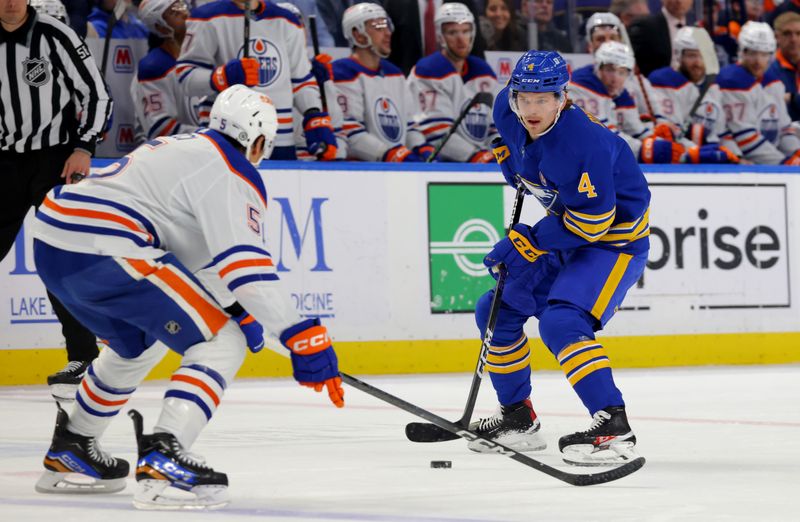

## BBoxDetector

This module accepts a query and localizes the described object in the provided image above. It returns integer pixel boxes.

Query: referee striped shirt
[0,7,111,154]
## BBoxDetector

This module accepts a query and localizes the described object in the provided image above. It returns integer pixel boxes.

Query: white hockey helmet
[585,12,622,40]
[30,0,68,24]
[435,3,475,52]
[738,21,777,53]
[342,2,394,52]
[139,0,185,37]
[276,2,303,24]
[594,40,635,70]
[209,85,279,164]
[671,26,720,74]
[584,11,631,47]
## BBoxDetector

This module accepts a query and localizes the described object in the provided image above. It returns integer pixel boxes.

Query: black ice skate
[558,406,639,466]
[128,409,229,510]
[467,398,547,453]
[35,405,129,494]
[47,360,91,401]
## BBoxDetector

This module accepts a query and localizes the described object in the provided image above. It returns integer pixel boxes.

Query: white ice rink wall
[1,162,798,384]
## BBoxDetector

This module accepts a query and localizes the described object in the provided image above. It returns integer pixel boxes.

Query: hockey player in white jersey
[407,3,497,163]
[718,21,800,165]
[584,12,664,124]
[333,3,428,162]
[132,0,213,141]
[275,2,348,160]
[648,27,742,164]
[569,41,685,163]
[32,86,344,510]
[177,0,337,160]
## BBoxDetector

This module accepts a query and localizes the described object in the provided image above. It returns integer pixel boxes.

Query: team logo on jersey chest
[242,38,282,87]
[757,104,779,144]
[459,98,490,142]
[22,58,51,87]
[374,97,402,142]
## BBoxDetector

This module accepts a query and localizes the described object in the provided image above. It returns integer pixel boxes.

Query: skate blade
[467,432,547,454]
[48,384,78,402]
[35,470,126,494]
[561,441,638,467]
[133,479,229,510]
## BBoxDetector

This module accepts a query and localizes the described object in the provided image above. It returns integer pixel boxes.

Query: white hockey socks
[68,343,168,438]
[155,321,247,449]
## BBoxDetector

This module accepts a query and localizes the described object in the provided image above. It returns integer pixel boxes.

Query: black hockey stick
[100,0,127,77]
[308,15,327,112]
[680,73,718,140]
[406,181,525,443]
[342,372,646,486]
[426,91,494,163]
[243,2,251,58]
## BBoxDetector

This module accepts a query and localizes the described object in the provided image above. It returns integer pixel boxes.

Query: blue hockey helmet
[509,50,569,94]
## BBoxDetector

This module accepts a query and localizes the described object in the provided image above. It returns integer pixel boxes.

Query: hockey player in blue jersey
[472,50,648,466]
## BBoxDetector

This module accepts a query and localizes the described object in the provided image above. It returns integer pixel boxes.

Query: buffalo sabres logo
[374,97,402,142]
[520,176,565,216]
[22,57,51,87]
[459,98,490,141]
[242,38,282,87]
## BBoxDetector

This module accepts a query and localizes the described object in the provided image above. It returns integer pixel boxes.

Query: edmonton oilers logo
[459,99,489,141]
[374,97,401,142]
[242,38,282,87]
[692,101,720,130]
[757,104,779,143]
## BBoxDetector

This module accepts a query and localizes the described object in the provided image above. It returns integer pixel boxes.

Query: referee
[1,0,111,398]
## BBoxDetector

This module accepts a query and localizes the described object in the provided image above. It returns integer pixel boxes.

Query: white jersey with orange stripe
[718,63,800,164]
[31,130,301,337]
[407,53,498,162]
[131,47,212,142]
[176,1,321,150]
[647,66,741,154]
[568,65,648,157]
[332,57,425,161]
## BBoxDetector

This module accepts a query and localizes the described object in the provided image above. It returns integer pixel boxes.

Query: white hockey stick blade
[35,470,127,494]
[133,479,230,510]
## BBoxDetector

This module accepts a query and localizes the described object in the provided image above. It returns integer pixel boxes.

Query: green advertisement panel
[428,183,505,313]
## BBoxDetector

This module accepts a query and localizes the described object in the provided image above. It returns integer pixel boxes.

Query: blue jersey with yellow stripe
[494,85,651,255]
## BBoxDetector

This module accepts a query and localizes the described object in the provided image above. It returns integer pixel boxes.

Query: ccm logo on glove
[286,325,331,354]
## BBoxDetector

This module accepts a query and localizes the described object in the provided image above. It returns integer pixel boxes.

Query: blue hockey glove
[683,144,740,164]
[491,137,517,187]
[211,57,259,92]
[639,137,685,164]
[413,144,435,161]
[383,144,423,162]
[310,53,333,85]
[303,111,338,161]
[280,318,344,408]
[483,224,547,279]
[232,311,265,353]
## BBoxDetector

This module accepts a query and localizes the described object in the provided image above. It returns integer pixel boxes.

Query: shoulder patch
[648,67,689,89]
[717,64,757,90]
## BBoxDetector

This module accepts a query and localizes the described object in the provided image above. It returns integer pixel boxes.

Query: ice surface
[1,365,798,521]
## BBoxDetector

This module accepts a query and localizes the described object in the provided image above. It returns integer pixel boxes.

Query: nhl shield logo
[164,320,181,334]
[374,97,402,142]
[22,58,51,87]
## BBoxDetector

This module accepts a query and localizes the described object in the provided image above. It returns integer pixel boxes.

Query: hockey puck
[430,460,452,469]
